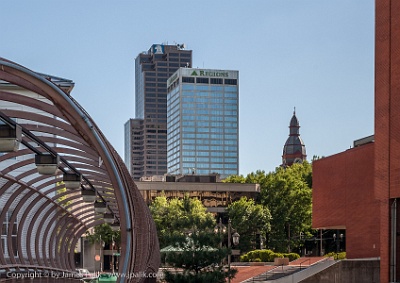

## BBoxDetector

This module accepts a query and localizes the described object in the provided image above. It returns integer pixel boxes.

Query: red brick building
[313,1,400,282]
[313,139,380,259]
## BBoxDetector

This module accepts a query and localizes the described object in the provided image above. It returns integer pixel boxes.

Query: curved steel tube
[0,58,160,282]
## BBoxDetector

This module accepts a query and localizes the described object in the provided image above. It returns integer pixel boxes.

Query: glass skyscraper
[167,68,239,178]
[125,44,192,180]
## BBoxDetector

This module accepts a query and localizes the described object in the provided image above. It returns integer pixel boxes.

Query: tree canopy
[86,223,120,246]
[225,162,313,253]
[162,232,237,283]
[149,194,216,248]
[150,194,237,283]
[261,162,313,252]
[226,197,271,253]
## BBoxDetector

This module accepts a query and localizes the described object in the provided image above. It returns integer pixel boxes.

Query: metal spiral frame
[0,58,160,282]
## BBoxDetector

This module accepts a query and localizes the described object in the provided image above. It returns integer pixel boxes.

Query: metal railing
[246,264,302,282]
[245,257,330,282]
[299,258,311,270]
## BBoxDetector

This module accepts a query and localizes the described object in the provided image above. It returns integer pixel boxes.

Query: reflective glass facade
[167,68,239,178]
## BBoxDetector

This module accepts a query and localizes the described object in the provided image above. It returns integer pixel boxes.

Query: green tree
[226,197,271,253]
[223,174,246,183]
[224,162,313,253]
[163,232,237,283]
[260,162,313,252]
[86,223,120,247]
[149,194,216,248]
[150,195,237,282]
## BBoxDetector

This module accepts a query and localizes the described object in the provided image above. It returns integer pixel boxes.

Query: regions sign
[190,70,229,77]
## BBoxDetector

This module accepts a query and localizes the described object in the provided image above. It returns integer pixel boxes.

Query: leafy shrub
[240,249,300,262]
[253,258,262,262]
[325,252,346,260]
[259,249,274,262]
[240,254,249,262]
[283,253,301,261]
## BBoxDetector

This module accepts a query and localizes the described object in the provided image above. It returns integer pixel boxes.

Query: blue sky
[1,0,375,175]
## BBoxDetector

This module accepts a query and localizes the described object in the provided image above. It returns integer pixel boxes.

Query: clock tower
[282,109,307,166]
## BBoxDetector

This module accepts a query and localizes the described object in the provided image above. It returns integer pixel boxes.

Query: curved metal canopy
[0,58,160,282]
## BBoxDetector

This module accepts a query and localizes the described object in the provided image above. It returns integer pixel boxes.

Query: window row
[182,127,237,135]
[180,77,237,85]
[182,163,238,169]
[182,157,237,162]
[182,145,237,151]
[182,116,237,122]
[181,151,237,157]
[181,121,238,128]
[181,140,237,146]
[181,133,237,139]
[181,97,237,104]
[182,85,237,92]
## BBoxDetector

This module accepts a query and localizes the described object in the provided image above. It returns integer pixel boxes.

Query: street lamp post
[214,218,226,248]
[99,235,105,272]
[228,219,240,283]
[82,236,84,269]
[333,232,344,258]
[320,229,323,256]
[215,218,240,283]
[111,235,114,274]
[299,232,305,256]
[228,220,232,268]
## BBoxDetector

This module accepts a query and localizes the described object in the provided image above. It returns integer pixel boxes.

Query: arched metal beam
[0,58,160,282]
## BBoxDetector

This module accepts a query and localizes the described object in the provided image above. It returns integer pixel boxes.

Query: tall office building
[125,44,192,180]
[166,68,239,178]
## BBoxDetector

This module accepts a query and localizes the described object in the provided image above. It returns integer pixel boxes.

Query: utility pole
[320,229,323,256]
[288,223,291,253]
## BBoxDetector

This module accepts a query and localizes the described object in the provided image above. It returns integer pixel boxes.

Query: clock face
[294,158,303,163]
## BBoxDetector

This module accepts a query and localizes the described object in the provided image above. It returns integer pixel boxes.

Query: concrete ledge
[299,258,379,283]
[274,258,289,266]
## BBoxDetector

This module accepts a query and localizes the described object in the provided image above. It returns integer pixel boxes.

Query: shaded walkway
[231,257,327,283]
[289,257,326,267]
[231,265,276,283]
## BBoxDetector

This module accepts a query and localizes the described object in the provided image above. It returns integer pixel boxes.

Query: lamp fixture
[0,124,22,152]
[81,189,96,203]
[103,213,114,224]
[94,201,107,214]
[63,172,82,189]
[232,232,240,246]
[35,153,60,175]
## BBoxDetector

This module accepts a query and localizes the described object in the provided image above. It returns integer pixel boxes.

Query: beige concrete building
[136,174,259,213]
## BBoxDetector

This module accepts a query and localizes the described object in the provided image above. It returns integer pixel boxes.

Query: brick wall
[313,143,380,259]
[375,0,400,281]
[313,0,400,281]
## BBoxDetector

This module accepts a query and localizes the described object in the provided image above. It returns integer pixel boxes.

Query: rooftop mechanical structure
[0,58,159,282]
